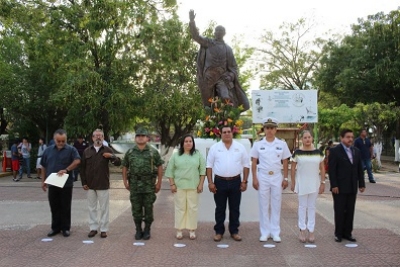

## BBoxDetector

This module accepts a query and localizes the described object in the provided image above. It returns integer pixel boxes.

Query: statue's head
[214,25,226,40]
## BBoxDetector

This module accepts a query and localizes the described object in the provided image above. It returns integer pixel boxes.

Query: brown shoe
[213,234,222,242]
[231,234,242,241]
[100,232,107,238]
[88,230,98,238]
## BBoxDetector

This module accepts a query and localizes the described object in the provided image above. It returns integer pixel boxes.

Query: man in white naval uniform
[250,117,291,242]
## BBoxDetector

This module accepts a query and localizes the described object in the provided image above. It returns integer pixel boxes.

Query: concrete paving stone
[318,254,392,266]
[1,166,400,267]
[375,254,400,266]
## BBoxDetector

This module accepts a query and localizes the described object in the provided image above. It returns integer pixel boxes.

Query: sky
[176,0,399,44]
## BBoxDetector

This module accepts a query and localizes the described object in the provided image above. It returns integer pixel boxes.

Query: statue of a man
[189,10,250,111]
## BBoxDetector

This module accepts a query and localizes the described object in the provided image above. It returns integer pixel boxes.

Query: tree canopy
[315,9,400,106]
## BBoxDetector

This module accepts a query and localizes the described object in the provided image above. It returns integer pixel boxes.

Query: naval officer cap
[262,117,278,127]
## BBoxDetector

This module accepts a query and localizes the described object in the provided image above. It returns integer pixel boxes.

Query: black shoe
[343,235,356,242]
[334,236,342,242]
[135,231,143,240]
[47,230,60,237]
[142,230,151,240]
[369,180,376,183]
[62,230,70,237]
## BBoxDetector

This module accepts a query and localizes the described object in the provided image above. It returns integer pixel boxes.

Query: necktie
[346,147,353,164]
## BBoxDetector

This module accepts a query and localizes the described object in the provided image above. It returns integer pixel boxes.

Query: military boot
[134,222,143,240]
[142,224,151,240]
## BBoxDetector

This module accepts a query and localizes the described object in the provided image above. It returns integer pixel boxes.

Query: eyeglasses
[222,131,232,134]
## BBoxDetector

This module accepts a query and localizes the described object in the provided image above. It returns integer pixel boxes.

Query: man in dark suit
[328,129,365,242]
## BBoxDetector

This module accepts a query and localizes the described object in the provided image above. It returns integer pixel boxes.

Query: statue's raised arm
[188,10,250,111]
[189,10,209,47]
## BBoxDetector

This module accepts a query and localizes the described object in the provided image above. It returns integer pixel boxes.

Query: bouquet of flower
[196,97,244,140]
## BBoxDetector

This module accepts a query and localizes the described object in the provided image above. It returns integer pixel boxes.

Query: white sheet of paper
[45,173,69,188]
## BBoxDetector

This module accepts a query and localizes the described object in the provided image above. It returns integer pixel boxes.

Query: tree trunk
[375,141,383,168]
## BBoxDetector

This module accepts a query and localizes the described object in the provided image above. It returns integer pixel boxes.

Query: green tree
[316,9,400,106]
[257,17,327,90]
[0,0,177,140]
[46,0,176,139]
[138,16,203,151]
[318,104,355,142]
[0,1,69,140]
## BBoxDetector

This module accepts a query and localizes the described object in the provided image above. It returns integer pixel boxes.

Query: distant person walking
[11,139,21,181]
[19,137,32,179]
[329,129,365,243]
[165,134,206,240]
[291,130,326,243]
[354,129,376,183]
[36,138,47,179]
[73,135,87,181]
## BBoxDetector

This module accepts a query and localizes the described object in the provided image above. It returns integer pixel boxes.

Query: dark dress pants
[48,186,73,231]
[332,193,356,238]
[213,177,241,235]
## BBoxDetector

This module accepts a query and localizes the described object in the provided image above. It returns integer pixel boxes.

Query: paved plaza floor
[0,163,399,267]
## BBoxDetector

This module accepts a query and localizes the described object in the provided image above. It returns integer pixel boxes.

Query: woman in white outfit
[290,130,325,243]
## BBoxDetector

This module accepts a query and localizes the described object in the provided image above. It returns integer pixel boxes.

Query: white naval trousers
[298,192,318,232]
[258,170,283,238]
[88,189,110,232]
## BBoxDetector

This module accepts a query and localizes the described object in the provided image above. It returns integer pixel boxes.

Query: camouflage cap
[135,128,149,137]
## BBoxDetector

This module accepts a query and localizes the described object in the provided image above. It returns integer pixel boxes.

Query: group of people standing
[165,117,367,244]
[34,118,367,244]
[10,137,47,181]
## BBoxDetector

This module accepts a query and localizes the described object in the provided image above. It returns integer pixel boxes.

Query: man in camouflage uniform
[122,128,164,240]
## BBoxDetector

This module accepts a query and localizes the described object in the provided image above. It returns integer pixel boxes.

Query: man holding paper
[81,129,121,238]
[41,129,81,237]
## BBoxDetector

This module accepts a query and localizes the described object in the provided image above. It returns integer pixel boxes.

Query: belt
[258,168,281,175]
[215,174,240,181]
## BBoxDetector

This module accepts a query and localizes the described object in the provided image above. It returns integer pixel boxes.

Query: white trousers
[258,172,283,237]
[88,189,109,232]
[298,192,318,232]
[174,189,199,230]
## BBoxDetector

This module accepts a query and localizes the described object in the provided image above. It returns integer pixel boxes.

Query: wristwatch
[284,178,289,182]
[242,180,248,184]
[321,181,326,184]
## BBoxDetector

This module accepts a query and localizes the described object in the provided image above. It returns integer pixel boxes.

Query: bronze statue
[189,10,250,111]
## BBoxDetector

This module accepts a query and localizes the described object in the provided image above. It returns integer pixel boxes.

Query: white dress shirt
[206,140,250,177]
[250,138,291,171]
